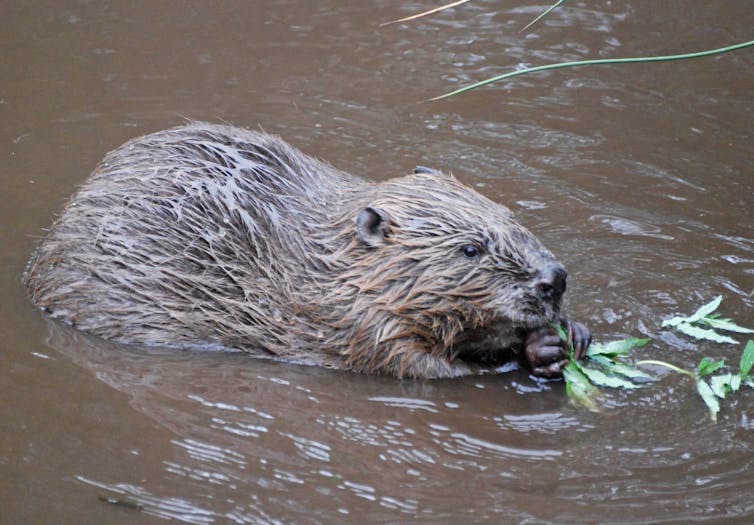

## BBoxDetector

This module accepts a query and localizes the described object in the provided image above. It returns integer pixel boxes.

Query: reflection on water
[40,320,754,523]
[2,0,753,523]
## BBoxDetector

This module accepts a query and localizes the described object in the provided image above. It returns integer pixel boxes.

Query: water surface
[2,1,753,523]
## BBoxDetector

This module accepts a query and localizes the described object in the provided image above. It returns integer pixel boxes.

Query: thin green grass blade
[380,0,471,27]
[429,41,754,101]
[521,0,566,32]
[636,360,695,377]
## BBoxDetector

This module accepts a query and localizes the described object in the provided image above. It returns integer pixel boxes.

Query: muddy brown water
[2,1,753,523]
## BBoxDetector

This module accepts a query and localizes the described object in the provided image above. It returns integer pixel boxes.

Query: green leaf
[696,379,720,422]
[709,374,732,399]
[697,357,725,377]
[730,375,741,392]
[676,322,738,344]
[661,296,723,328]
[746,379,754,389]
[563,362,603,412]
[588,355,654,380]
[740,340,754,378]
[687,296,724,323]
[700,317,754,334]
[661,315,688,328]
[587,354,612,366]
[607,361,654,380]
[589,355,654,379]
[586,338,651,357]
[579,365,641,389]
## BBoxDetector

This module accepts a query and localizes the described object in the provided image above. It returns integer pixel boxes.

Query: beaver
[25,122,591,379]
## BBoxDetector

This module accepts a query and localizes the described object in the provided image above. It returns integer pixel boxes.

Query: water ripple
[445,432,562,460]
[368,396,439,413]
[171,438,246,466]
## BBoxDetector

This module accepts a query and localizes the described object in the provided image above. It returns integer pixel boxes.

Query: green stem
[636,359,695,378]
[428,39,754,101]
[521,0,566,32]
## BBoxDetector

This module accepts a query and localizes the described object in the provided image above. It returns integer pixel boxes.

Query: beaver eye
[461,245,479,258]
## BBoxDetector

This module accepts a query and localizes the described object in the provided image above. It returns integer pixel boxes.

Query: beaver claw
[524,319,592,379]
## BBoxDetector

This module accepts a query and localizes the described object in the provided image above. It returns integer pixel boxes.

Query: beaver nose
[537,263,567,302]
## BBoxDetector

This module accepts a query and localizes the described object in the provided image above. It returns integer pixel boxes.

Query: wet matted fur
[26,122,570,378]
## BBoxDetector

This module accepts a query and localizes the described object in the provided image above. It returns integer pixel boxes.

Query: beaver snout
[536,262,567,303]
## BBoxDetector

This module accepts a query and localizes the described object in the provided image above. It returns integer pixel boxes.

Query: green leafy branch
[638,296,754,421]
[562,297,754,422]
[637,342,754,422]
[560,330,650,412]
[661,295,753,344]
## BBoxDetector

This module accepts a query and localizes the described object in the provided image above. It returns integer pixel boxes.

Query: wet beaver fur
[25,122,591,379]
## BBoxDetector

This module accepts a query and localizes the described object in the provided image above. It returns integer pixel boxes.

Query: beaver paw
[524,319,592,379]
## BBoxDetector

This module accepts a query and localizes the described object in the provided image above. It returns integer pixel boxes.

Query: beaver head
[332,170,567,375]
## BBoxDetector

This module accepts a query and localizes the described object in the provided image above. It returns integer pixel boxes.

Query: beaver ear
[413,166,454,180]
[356,207,390,247]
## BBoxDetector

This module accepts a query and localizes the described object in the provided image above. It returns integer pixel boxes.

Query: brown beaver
[25,122,591,379]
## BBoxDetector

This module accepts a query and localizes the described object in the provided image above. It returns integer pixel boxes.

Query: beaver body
[25,123,589,378]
